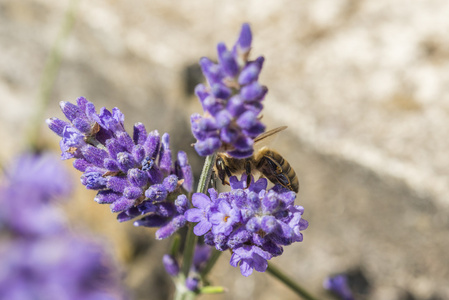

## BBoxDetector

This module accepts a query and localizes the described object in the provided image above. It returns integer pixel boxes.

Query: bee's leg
[245,159,252,188]
[216,156,230,186]
[210,171,217,190]
[259,155,292,191]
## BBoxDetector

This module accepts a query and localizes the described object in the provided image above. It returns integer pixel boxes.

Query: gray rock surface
[1,0,448,299]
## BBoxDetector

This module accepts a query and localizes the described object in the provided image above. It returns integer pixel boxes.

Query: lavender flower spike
[191,23,267,158]
[184,174,308,276]
[47,97,194,239]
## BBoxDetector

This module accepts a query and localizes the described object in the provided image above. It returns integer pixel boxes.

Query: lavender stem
[181,153,216,277]
[266,262,319,300]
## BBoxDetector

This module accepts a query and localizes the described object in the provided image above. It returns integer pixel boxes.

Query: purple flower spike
[191,23,267,158]
[48,98,193,239]
[184,174,308,276]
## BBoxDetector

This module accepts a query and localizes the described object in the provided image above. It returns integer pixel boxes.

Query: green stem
[181,153,217,277]
[266,262,319,300]
[28,0,79,150]
[196,153,217,194]
[200,249,222,279]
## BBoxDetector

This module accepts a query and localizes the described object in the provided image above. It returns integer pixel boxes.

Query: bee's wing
[253,126,287,150]
[254,126,287,143]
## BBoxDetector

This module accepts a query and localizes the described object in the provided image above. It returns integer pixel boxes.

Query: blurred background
[1,0,449,299]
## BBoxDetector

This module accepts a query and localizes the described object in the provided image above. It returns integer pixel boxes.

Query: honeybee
[214,126,299,193]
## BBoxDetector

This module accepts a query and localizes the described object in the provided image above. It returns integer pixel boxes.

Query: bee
[214,126,299,193]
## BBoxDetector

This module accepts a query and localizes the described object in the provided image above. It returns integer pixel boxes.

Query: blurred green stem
[28,0,79,150]
[200,249,222,279]
[178,153,216,299]
[266,262,319,300]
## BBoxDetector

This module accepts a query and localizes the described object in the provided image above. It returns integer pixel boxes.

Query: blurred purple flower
[0,153,72,236]
[191,23,267,158]
[323,274,355,300]
[0,237,125,300]
[162,244,213,292]
[0,152,126,299]
[162,254,180,277]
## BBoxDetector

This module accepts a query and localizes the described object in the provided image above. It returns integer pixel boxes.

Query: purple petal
[143,130,160,158]
[184,208,203,223]
[217,43,239,77]
[73,159,90,172]
[155,215,186,240]
[158,133,172,174]
[194,137,221,156]
[127,168,148,187]
[241,82,267,101]
[226,95,245,117]
[199,57,224,85]
[132,144,146,164]
[211,83,232,99]
[46,118,69,137]
[176,151,193,193]
[145,184,168,202]
[81,145,108,167]
[116,152,136,172]
[162,254,180,277]
[133,122,147,145]
[238,61,262,85]
[194,220,212,236]
[175,194,188,214]
[60,101,82,122]
[192,193,212,208]
[106,176,130,193]
[123,186,142,199]
[235,23,252,54]
[110,197,135,213]
[72,117,91,134]
[103,158,120,172]
[95,190,121,204]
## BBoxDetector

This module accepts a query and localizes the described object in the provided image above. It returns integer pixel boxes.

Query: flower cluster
[191,23,267,158]
[185,175,308,277]
[0,153,125,299]
[47,97,193,239]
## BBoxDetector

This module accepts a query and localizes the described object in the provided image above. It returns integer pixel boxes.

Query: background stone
[1,0,448,299]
